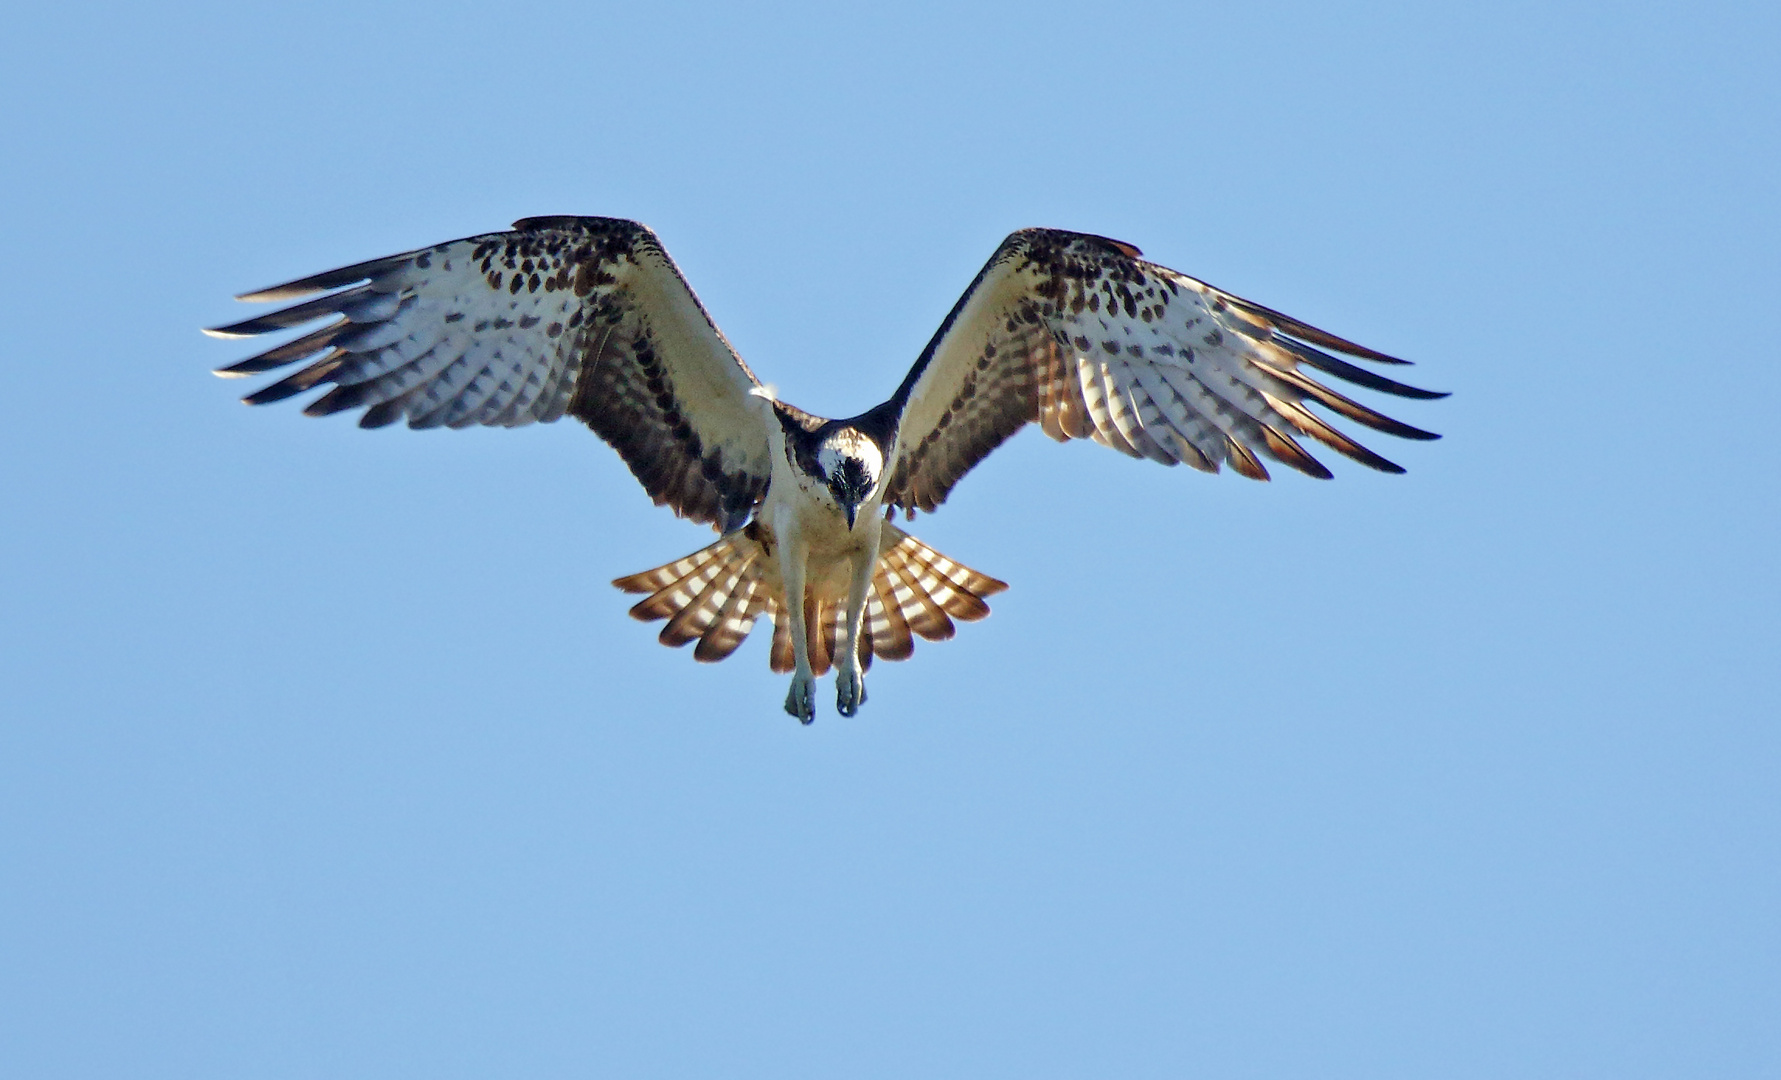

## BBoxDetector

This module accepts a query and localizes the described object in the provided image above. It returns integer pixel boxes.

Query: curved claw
[835,666,867,717]
[784,672,816,724]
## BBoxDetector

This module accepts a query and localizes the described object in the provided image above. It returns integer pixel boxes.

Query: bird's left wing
[208,216,773,530]
[882,229,1445,513]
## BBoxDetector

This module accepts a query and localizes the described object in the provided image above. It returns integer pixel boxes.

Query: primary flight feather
[209,216,1444,721]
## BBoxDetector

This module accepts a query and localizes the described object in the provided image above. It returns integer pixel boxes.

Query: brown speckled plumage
[212,217,773,531]
[210,216,1442,712]
[883,229,1443,512]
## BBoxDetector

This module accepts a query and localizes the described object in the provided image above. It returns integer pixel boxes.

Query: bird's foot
[835,665,867,717]
[784,672,816,724]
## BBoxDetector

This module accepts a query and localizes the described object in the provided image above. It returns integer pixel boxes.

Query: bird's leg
[777,532,816,724]
[834,544,875,717]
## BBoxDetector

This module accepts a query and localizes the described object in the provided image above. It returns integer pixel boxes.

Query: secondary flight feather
[209,216,1444,721]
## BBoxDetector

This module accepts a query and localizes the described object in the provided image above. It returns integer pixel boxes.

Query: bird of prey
[209,216,1444,722]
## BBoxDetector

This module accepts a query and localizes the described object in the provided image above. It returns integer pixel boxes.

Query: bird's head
[816,430,884,530]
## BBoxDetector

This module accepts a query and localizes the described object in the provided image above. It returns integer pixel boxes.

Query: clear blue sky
[3,1,1776,1076]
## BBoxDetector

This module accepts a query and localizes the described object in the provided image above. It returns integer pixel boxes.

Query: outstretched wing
[882,229,1446,513]
[208,215,773,530]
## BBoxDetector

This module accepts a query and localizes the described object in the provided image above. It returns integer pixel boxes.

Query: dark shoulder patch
[770,400,826,435]
[848,399,902,456]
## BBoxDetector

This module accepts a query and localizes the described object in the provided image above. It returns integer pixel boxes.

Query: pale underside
[208,216,1443,715]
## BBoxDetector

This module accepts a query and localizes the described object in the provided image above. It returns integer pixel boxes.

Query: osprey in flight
[209,217,1443,722]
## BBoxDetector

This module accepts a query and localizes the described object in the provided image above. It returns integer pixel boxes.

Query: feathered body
[210,216,1443,721]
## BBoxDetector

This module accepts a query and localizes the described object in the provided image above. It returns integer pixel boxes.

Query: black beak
[830,465,870,530]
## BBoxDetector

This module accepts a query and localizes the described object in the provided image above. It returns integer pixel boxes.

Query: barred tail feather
[659,554,752,647]
[769,610,795,674]
[612,522,1006,672]
[612,534,775,664]
[893,536,997,621]
[867,523,1006,657]
[865,572,916,662]
[880,543,956,641]
[694,575,763,662]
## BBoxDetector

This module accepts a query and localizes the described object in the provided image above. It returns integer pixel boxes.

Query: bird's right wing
[882,229,1445,514]
[208,216,774,531]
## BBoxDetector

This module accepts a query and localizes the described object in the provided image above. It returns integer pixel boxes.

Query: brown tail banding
[612,523,1006,674]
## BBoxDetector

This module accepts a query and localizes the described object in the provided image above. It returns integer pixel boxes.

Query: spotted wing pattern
[883,229,1446,513]
[208,216,773,530]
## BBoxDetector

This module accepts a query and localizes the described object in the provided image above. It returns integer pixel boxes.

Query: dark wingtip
[301,385,363,418]
[236,282,336,304]
[233,255,406,303]
[213,356,280,377]
[207,315,286,337]
[1273,336,1447,400]
[241,380,309,407]
[239,357,341,407]
[1229,295,1411,364]
[358,400,405,429]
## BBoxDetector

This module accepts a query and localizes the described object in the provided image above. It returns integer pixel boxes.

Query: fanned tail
[613,521,1006,673]
[858,523,1006,670]
[611,533,773,663]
